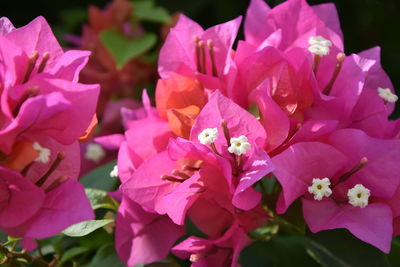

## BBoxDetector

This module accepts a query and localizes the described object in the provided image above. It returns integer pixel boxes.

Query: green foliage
[62,220,114,237]
[100,30,157,69]
[305,229,389,267]
[59,247,90,265]
[80,161,118,191]
[85,188,119,211]
[82,244,125,267]
[132,0,171,23]
[240,235,319,267]
[387,238,400,266]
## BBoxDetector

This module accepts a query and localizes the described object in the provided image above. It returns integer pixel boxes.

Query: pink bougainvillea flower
[108,90,175,182]
[348,47,399,138]
[0,16,99,155]
[305,53,375,127]
[0,16,97,239]
[172,224,251,267]
[115,197,185,266]
[0,167,45,229]
[272,129,400,252]
[158,14,242,80]
[121,91,272,243]
[0,137,94,239]
[244,0,343,52]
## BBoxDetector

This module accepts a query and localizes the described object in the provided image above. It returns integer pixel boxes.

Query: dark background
[2,0,399,114]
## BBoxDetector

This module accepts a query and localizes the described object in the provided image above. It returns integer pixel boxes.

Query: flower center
[308,177,332,200]
[228,135,251,156]
[347,184,370,208]
[194,36,218,76]
[198,128,219,145]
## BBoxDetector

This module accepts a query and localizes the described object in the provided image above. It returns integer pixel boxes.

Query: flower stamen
[172,169,191,179]
[37,52,50,73]
[36,152,66,187]
[23,51,39,83]
[12,87,40,117]
[160,174,185,183]
[207,40,218,77]
[337,157,368,185]
[323,52,346,95]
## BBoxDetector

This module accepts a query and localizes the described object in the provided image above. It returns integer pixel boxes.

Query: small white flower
[32,142,51,163]
[347,184,371,208]
[308,36,332,57]
[228,135,251,155]
[85,143,106,163]
[308,36,332,47]
[198,128,219,145]
[377,87,398,103]
[308,44,330,56]
[110,165,118,178]
[308,178,332,200]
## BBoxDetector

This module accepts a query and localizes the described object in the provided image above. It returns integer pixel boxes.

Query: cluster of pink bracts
[0,0,399,266]
[0,17,98,247]
[105,0,400,265]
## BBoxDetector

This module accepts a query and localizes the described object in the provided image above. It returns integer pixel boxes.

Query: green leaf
[82,243,125,267]
[85,188,118,210]
[80,161,117,191]
[240,235,319,267]
[100,30,157,68]
[7,236,22,243]
[79,228,113,250]
[60,247,90,264]
[132,0,171,23]
[305,229,389,267]
[386,238,400,266]
[62,219,114,237]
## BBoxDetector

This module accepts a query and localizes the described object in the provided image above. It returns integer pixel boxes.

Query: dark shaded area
[2,0,399,112]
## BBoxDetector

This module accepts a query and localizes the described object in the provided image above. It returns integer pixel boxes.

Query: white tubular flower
[85,143,106,163]
[308,36,332,56]
[347,184,371,208]
[198,128,219,145]
[110,165,118,178]
[308,44,330,56]
[308,178,332,200]
[377,87,398,103]
[32,142,51,163]
[308,36,332,47]
[228,135,251,155]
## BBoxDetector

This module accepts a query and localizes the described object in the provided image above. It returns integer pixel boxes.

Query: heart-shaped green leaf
[132,0,171,23]
[100,30,157,68]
